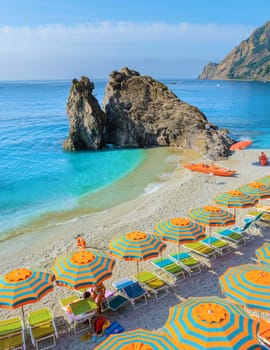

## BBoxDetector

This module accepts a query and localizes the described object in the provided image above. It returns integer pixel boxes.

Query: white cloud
[0,22,254,79]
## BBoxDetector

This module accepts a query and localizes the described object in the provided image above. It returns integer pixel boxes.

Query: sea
[1,79,270,240]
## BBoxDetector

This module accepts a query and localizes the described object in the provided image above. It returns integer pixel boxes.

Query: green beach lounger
[133,271,169,300]
[214,229,246,246]
[169,252,202,275]
[28,308,58,350]
[151,257,186,285]
[201,236,231,256]
[0,316,25,350]
[184,241,217,259]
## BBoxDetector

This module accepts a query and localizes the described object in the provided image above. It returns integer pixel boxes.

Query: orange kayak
[230,140,252,151]
[184,163,236,177]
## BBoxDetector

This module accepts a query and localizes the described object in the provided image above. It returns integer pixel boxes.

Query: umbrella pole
[209,227,212,243]
[178,242,181,259]
[21,305,26,331]
[136,260,139,280]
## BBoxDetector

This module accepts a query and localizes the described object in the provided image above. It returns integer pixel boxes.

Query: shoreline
[1,147,180,243]
[1,148,270,349]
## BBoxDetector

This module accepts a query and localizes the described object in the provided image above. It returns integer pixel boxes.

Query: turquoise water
[1,79,270,237]
[0,81,145,235]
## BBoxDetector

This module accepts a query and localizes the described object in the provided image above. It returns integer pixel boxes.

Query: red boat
[184,163,236,177]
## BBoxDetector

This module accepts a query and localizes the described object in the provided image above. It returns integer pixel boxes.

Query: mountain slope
[199,21,270,81]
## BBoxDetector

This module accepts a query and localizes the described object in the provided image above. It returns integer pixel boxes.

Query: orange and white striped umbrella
[95,328,185,350]
[163,296,258,349]
[219,264,270,313]
[51,250,115,290]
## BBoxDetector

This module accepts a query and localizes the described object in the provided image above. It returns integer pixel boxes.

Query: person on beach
[76,233,86,249]
[90,282,106,314]
[259,151,268,166]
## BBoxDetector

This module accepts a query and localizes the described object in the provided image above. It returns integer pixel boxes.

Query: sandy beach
[1,148,270,349]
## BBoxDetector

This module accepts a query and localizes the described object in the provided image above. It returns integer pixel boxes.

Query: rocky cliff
[63,68,234,159]
[199,21,270,81]
[63,77,105,151]
[103,67,233,159]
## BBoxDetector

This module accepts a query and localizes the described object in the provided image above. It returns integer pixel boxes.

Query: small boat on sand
[184,163,236,177]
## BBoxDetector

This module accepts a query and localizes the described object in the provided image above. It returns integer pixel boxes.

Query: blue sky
[1,0,270,79]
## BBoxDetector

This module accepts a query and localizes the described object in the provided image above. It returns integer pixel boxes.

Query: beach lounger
[151,257,186,286]
[228,220,258,240]
[132,271,169,300]
[60,295,97,333]
[201,236,231,256]
[245,210,268,226]
[0,316,25,350]
[214,229,246,246]
[183,241,217,260]
[169,252,202,276]
[117,281,148,310]
[28,308,58,350]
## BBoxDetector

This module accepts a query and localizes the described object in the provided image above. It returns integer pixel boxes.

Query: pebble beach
[1,148,270,349]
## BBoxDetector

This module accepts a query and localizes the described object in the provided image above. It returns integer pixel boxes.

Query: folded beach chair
[132,271,169,300]
[28,308,58,350]
[228,220,258,240]
[201,236,231,256]
[0,316,25,350]
[151,257,186,286]
[96,289,129,312]
[214,229,246,246]
[183,241,217,260]
[117,281,148,310]
[245,211,266,227]
[169,252,202,276]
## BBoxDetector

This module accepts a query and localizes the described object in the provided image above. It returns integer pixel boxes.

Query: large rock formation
[199,21,270,81]
[63,77,105,151]
[103,67,234,159]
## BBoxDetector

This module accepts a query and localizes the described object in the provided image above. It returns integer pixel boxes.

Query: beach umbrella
[154,217,206,255]
[109,231,166,276]
[230,140,252,151]
[95,328,184,350]
[238,182,270,200]
[188,205,235,241]
[163,296,258,349]
[256,243,270,265]
[0,268,54,326]
[51,250,115,290]
[258,175,270,185]
[219,263,270,314]
[213,190,258,218]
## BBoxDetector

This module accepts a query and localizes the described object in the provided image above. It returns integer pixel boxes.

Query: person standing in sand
[90,282,106,314]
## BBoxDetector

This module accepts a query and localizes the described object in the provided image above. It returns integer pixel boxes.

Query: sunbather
[90,282,106,314]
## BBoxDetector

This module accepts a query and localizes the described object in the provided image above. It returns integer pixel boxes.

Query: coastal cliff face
[103,67,233,159]
[199,21,270,81]
[63,77,105,151]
